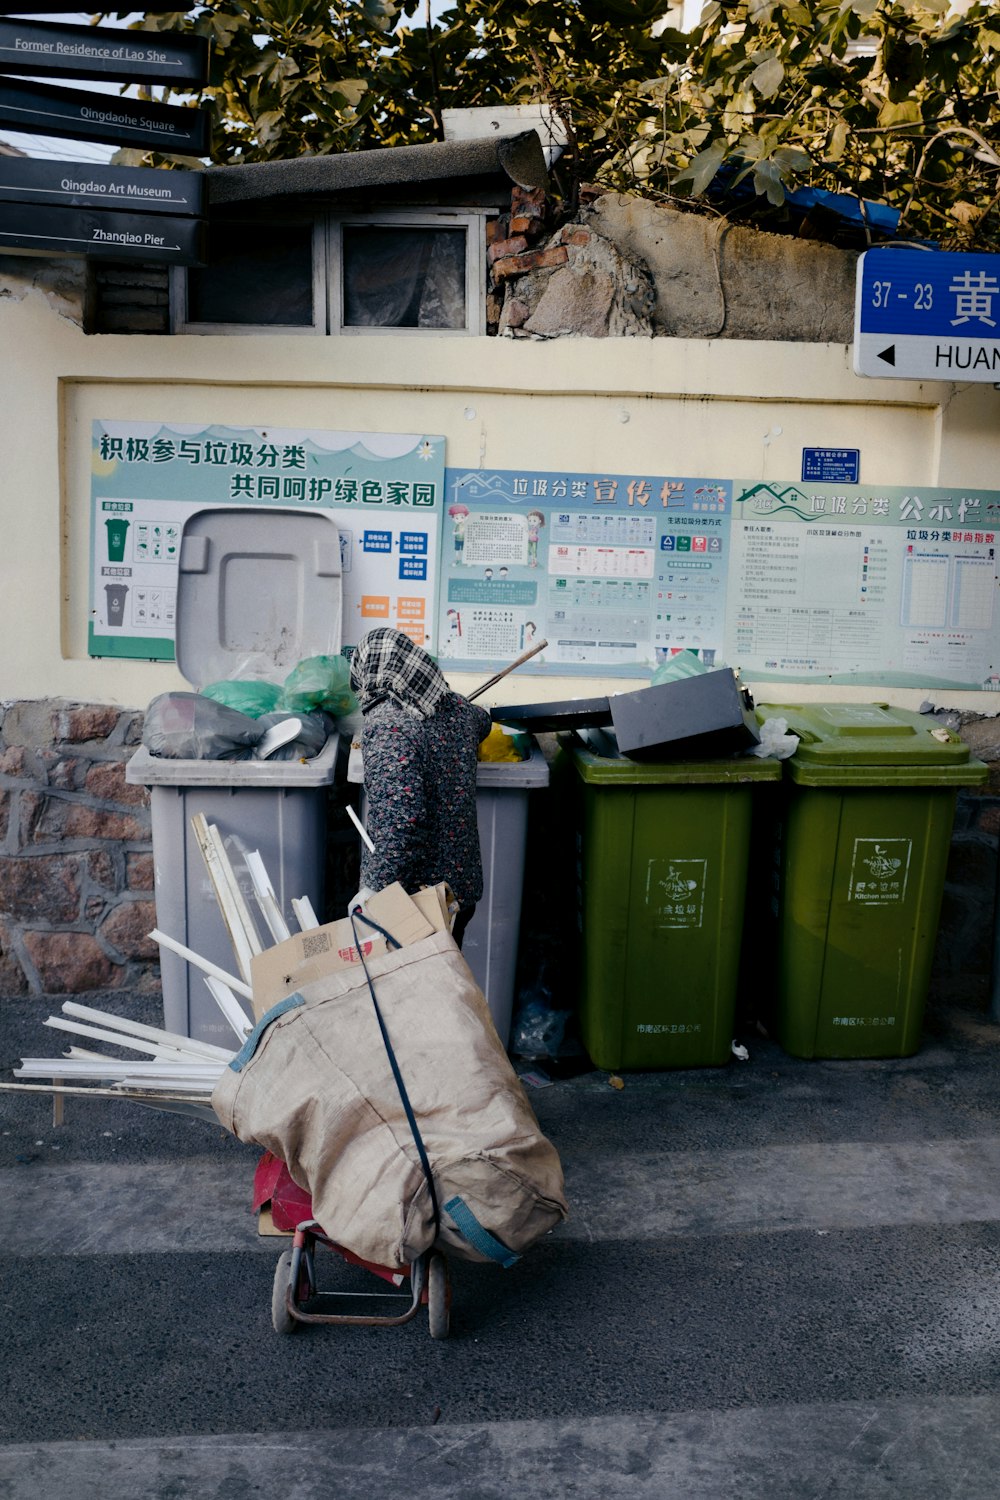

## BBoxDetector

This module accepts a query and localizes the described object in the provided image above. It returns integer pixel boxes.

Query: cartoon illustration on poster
[89,422,444,661]
[725,479,1000,689]
[438,468,732,677]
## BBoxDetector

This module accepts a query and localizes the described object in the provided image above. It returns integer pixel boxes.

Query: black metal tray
[491,696,613,731]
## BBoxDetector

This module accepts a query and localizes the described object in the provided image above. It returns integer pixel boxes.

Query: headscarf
[349,627,451,719]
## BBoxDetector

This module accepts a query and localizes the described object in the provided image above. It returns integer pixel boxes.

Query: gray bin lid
[176,506,343,689]
[126,732,340,788]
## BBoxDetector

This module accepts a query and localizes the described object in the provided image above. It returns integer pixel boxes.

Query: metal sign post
[0,155,204,218]
[0,17,209,88]
[0,198,205,263]
[0,75,211,156]
[854,247,1000,383]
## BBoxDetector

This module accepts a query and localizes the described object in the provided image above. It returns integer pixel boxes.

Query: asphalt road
[3,986,1000,1497]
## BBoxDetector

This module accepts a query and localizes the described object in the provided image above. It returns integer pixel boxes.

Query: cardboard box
[609,669,760,761]
[249,882,443,1018]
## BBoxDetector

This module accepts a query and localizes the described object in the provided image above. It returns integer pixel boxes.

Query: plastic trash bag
[278,655,357,718]
[201,678,282,718]
[477,724,530,763]
[749,715,799,760]
[253,711,332,761]
[650,649,709,686]
[143,693,261,761]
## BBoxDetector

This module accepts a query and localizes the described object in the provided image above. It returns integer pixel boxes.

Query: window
[172,209,488,336]
[173,216,325,335]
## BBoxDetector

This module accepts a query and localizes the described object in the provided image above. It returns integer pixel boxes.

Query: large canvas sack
[212,929,568,1272]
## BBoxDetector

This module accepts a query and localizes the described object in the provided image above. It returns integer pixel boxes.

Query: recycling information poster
[89,422,444,661]
[89,433,1000,691]
[437,467,731,677]
[727,479,999,690]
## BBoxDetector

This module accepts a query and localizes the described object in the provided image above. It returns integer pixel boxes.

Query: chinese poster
[89,422,445,660]
[437,467,732,677]
[725,479,1000,689]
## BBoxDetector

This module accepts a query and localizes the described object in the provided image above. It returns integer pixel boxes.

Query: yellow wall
[3,283,998,712]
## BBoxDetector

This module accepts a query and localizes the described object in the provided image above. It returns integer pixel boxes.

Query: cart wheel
[427,1253,450,1340]
[271,1250,298,1335]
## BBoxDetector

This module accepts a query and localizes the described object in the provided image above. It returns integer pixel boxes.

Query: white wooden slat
[291,896,320,931]
[190,814,261,981]
[44,1017,197,1060]
[15,1058,223,1080]
[60,1001,237,1062]
[245,849,291,943]
[204,976,253,1042]
[149,928,253,1001]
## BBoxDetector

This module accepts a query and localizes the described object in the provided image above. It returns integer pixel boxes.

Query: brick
[19,792,70,847]
[488,234,529,265]
[0,746,34,777]
[511,185,547,213]
[485,216,509,244]
[126,852,154,891]
[89,848,120,890]
[85,761,148,808]
[23,930,120,993]
[492,245,570,280]
[0,854,83,922]
[510,215,545,236]
[64,805,149,841]
[40,751,87,791]
[100,900,158,960]
[0,919,28,996]
[123,713,145,748]
[560,227,592,246]
[2,702,57,750]
[54,705,120,745]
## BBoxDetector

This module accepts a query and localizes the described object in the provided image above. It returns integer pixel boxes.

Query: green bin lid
[557,730,783,786]
[756,702,989,787]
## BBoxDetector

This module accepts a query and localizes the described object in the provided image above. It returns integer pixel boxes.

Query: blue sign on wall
[854,248,1000,381]
[802,448,860,484]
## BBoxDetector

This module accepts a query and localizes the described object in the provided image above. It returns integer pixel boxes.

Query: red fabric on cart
[252,1151,407,1287]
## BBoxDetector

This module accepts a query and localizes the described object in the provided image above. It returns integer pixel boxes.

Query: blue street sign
[854,248,1000,382]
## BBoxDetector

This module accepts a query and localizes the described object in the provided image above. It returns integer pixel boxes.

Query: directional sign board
[0,17,209,88]
[0,75,210,156]
[0,199,204,264]
[0,0,186,10]
[0,154,204,219]
[855,248,1000,382]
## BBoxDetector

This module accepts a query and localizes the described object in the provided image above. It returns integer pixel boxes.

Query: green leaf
[877,97,923,126]
[752,158,786,204]
[750,54,785,98]
[673,138,728,194]
[827,118,849,160]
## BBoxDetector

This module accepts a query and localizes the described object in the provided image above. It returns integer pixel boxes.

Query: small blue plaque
[801,448,860,484]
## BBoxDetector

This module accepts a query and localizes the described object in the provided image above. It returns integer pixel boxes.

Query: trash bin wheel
[427,1252,450,1340]
[271,1249,298,1335]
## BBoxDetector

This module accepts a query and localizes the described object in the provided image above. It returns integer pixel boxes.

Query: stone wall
[0,701,157,997]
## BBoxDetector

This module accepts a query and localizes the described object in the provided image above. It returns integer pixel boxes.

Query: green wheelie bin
[557,729,782,1070]
[756,702,988,1060]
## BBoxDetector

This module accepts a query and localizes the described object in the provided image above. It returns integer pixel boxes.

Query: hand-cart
[255,1151,452,1339]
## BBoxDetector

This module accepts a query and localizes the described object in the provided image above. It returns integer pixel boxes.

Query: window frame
[328,208,487,337]
[169,214,327,337]
[171,207,489,337]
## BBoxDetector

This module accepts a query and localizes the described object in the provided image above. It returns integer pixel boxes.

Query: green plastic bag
[650,650,708,686]
[202,678,282,718]
[278,655,358,718]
